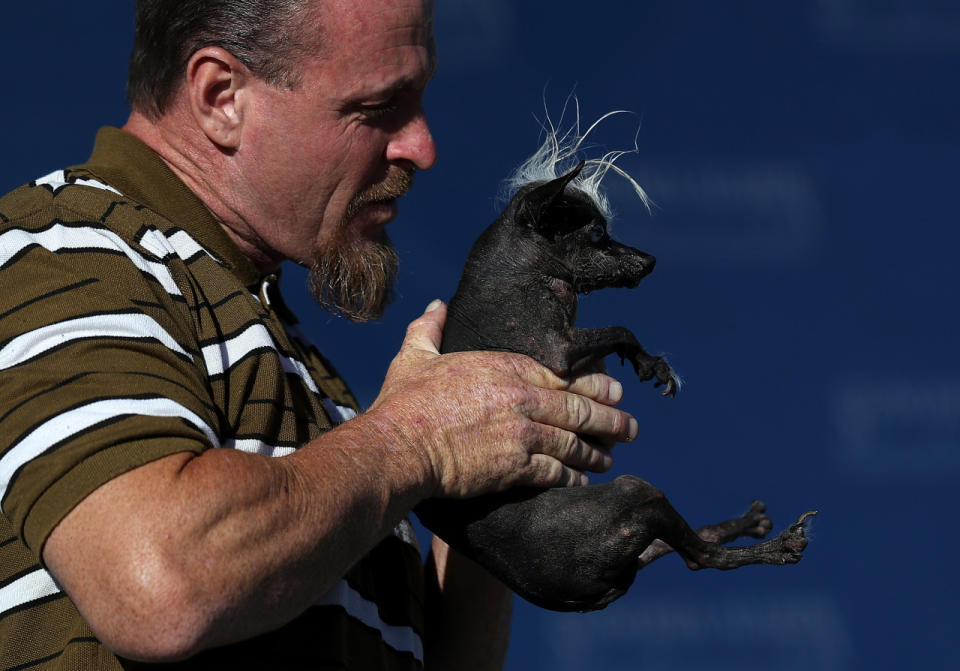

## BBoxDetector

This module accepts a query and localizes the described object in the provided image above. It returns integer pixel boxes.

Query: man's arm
[43,301,636,662]
[424,536,513,671]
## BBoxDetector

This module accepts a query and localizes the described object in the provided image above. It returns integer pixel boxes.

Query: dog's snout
[633,251,656,274]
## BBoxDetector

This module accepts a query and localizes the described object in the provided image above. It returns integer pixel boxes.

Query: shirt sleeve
[0,203,221,558]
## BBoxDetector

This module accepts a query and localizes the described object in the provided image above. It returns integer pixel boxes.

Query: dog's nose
[642,253,656,271]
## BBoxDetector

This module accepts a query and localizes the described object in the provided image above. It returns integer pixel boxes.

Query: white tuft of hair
[500,96,650,221]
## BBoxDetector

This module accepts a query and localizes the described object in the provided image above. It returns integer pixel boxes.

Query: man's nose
[386,110,437,171]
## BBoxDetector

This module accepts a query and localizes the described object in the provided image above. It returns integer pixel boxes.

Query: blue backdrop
[2,2,956,669]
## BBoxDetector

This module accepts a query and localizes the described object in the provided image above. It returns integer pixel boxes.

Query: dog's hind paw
[789,510,818,542]
[684,508,818,570]
[697,500,773,544]
[772,510,818,563]
[738,501,774,538]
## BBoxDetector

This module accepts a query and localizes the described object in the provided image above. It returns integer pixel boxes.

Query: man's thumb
[403,299,447,354]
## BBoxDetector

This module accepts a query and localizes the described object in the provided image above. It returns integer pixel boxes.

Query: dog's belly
[416,475,662,611]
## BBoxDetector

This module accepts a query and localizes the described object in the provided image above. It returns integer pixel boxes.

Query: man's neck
[122,111,284,273]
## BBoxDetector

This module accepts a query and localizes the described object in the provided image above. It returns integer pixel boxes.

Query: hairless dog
[415,160,816,612]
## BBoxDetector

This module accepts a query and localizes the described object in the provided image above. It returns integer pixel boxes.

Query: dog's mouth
[574,250,655,294]
[628,252,656,283]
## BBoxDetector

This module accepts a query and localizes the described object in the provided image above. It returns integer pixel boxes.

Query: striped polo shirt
[0,128,424,670]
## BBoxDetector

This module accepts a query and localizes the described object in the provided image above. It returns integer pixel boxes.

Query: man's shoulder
[1,168,162,235]
[0,167,216,280]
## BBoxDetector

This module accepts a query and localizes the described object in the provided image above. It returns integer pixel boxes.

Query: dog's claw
[660,378,677,397]
[772,510,818,561]
[632,354,678,397]
[793,510,819,532]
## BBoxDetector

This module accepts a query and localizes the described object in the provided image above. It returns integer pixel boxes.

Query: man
[0,1,637,669]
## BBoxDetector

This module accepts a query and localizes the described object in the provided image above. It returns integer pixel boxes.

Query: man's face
[238,0,437,319]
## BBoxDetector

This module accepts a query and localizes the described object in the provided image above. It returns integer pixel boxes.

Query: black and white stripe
[200,322,321,395]
[222,438,297,458]
[0,312,193,371]
[33,170,122,197]
[0,397,219,506]
[315,579,424,663]
[0,567,62,617]
[0,223,182,296]
[137,226,219,266]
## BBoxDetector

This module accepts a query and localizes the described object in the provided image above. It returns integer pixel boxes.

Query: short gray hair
[126,0,316,119]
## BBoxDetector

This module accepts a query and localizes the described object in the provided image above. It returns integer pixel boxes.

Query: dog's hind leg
[637,500,774,568]
[616,475,817,571]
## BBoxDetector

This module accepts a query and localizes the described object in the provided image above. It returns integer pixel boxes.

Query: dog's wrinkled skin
[415,163,817,612]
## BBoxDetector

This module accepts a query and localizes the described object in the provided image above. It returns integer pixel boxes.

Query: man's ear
[184,47,249,150]
[517,161,585,231]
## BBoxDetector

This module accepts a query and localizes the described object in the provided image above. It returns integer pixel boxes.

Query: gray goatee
[308,168,412,322]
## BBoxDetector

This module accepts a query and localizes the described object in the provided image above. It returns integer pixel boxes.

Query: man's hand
[366,300,638,498]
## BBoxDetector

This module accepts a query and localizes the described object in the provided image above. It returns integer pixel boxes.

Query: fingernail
[627,416,639,441]
[609,379,623,403]
[424,299,442,313]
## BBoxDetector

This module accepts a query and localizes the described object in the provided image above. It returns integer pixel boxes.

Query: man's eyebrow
[389,48,438,93]
[365,69,434,100]
[376,79,414,97]
[351,48,437,102]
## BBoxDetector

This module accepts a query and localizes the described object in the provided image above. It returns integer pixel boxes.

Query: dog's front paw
[630,353,679,396]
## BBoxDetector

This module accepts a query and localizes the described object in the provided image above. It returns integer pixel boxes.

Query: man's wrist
[328,408,440,504]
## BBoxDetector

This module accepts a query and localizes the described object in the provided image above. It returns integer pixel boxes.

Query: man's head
[127,0,315,121]
[125,0,437,321]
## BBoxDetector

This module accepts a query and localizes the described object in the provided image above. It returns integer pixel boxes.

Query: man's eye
[360,101,400,119]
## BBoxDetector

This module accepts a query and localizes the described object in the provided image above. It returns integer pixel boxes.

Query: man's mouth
[344,168,414,226]
[363,198,399,221]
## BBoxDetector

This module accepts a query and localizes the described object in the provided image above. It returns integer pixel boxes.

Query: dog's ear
[518,161,585,230]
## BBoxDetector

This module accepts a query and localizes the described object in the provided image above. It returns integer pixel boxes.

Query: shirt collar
[79,126,263,287]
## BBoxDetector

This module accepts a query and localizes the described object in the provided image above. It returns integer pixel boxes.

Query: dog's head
[505,161,656,294]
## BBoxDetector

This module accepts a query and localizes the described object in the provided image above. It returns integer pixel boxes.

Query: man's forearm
[43,412,433,662]
[425,537,513,671]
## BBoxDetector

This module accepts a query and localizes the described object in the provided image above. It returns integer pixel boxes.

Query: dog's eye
[588,222,606,243]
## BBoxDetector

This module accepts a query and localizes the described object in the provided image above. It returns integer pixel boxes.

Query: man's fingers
[535,425,614,473]
[511,362,627,408]
[557,432,614,473]
[526,387,638,444]
[566,372,624,406]
[526,454,590,488]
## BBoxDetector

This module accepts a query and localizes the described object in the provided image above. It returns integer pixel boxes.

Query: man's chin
[307,234,399,323]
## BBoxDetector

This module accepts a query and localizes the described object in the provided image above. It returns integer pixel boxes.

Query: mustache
[345,167,415,221]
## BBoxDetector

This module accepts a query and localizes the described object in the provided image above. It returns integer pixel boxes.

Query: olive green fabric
[0,128,424,670]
